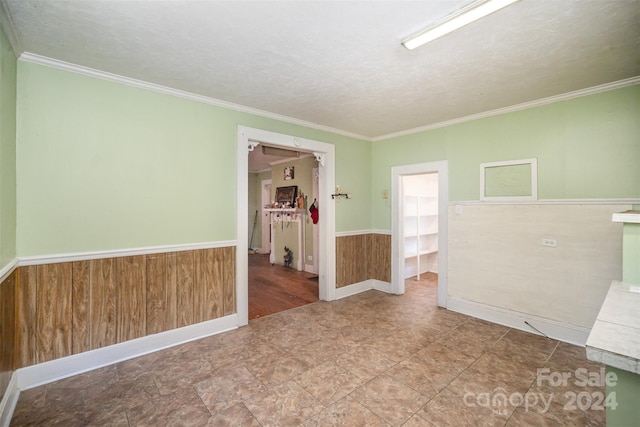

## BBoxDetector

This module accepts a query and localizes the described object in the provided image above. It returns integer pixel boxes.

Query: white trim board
[0,374,19,427]
[335,279,392,300]
[451,198,640,206]
[17,240,236,266]
[16,314,238,391]
[0,314,238,426]
[334,229,390,237]
[448,297,591,346]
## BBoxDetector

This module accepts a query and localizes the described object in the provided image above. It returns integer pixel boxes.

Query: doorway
[236,126,337,327]
[391,161,448,307]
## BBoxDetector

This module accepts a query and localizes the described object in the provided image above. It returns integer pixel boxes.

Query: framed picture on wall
[480,158,538,201]
[275,186,298,205]
[284,166,295,180]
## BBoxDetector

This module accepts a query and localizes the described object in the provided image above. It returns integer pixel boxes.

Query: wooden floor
[248,253,319,320]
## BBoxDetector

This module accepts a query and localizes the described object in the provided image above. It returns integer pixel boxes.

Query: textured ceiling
[1,0,639,139]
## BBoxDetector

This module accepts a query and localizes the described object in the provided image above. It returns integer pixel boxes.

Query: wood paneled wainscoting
[0,270,17,403]
[336,233,391,288]
[0,246,235,378]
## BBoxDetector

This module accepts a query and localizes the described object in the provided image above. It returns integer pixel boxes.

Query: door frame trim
[236,126,336,326]
[391,161,448,307]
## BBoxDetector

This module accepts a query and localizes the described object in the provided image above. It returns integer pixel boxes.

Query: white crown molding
[449,198,640,206]
[0,258,17,284]
[0,1,23,57]
[18,52,370,142]
[372,77,640,142]
[17,240,237,266]
[13,54,639,144]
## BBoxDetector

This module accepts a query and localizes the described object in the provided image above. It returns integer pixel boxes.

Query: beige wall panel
[90,258,117,349]
[36,263,73,363]
[176,251,195,327]
[336,235,367,288]
[146,254,166,335]
[165,252,178,331]
[16,266,36,368]
[368,234,391,282]
[116,256,146,342]
[448,204,627,328]
[222,247,236,316]
[71,261,89,354]
[0,271,16,400]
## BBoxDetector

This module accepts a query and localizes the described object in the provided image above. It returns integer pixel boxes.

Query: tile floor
[11,275,606,426]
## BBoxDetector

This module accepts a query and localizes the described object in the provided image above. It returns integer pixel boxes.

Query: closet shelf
[405,249,438,259]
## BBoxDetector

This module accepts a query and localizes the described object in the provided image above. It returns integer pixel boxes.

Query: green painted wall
[16,61,371,256]
[622,223,640,284]
[372,86,640,230]
[606,367,640,426]
[0,23,17,270]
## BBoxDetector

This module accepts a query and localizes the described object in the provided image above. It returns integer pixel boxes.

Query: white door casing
[237,126,336,326]
[391,161,448,307]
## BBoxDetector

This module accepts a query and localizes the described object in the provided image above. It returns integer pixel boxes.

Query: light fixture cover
[402,0,520,50]
[262,145,300,158]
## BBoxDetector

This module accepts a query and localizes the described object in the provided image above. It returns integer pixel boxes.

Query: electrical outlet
[541,238,557,247]
[307,255,312,261]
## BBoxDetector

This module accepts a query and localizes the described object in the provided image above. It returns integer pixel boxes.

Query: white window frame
[480,158,538,202]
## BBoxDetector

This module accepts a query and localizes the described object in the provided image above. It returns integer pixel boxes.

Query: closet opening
[391,161,448,307]
[402,173,439,283]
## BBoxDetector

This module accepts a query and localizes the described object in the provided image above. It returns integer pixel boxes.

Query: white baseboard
[0,374,19,427]
[16,314,239,391]
[372,279,392,293]
[335,279,392,299]
[335,280,374,299]
[447,297,590,346]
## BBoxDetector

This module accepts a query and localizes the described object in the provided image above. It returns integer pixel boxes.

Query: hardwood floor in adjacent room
[248,253,319,320]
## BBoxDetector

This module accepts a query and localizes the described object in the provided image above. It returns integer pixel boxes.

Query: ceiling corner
[0,0,23,57]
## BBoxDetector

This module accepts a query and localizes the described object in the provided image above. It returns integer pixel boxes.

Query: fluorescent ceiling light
[402,0,520,50]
